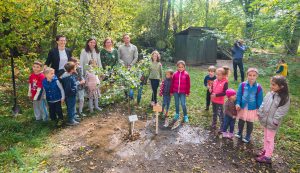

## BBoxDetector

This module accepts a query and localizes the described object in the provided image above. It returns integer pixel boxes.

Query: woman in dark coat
[45,35,72,77]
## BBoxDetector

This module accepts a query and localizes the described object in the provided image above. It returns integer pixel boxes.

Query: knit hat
[226,89,236,98]
[247,68,259,74]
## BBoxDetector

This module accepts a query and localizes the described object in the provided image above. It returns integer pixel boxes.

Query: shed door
[204,37,217,63]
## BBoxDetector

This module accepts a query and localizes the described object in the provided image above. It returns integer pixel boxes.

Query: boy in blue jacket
[43,67,65,126]
[61,62,84,126]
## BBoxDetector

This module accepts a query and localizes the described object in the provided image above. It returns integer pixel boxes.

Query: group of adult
[44,34,139,77]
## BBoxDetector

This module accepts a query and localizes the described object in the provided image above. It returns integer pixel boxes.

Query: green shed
[175,27,217,65]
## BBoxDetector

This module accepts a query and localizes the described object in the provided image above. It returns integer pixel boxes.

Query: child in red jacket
[211,66,230,133]
[170,60,191,129]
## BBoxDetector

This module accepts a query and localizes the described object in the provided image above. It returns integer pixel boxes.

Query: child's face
[177,64,185,72]
[71,66,77,73]
[229,95,236,102]
[166,72,172,79]
[270,81,282,92]
[216,70,223,80]
[152,53,158,62]
[32,64,42,74]
[208,71,215,77]
[247,71,258,84]
[45,70,55,81]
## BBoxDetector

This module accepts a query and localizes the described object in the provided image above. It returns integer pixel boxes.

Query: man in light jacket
[118,34,138,68]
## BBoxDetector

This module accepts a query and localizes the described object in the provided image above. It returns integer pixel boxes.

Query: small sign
[129,115,138,122]
[153,105,162,112]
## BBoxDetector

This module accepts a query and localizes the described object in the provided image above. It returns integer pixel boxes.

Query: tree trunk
[287,12,300,55]
[239,0,255,39]
[51,0,59,48]
[159,0,164,33]
[205,0,209,27]
[171,0,177,35]
[164,0,171,38]
[178,0,183,31]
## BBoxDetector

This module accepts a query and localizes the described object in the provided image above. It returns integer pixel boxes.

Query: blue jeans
[137,84,144,104]
[173,93,187,116]
[66,96,76,122]
[222,114,236,133]
[162,95,171,114]
[233,58,244,82]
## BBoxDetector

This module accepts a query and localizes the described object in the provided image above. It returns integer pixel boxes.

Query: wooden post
[153,104,162,135]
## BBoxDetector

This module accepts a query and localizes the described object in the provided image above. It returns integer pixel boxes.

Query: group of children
[203,65,290,164]
[28,58,102,126]
[29,52,290,164]
[147,52,290,163]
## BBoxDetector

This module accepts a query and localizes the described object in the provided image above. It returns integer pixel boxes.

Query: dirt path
[45,106,289,173]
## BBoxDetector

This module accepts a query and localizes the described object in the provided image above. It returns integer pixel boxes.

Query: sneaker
[57,119,64,126]
[163,119,169,127]
[235,133,242,139]
[222,132,229,138]
[75,114,80,119]
[256,149,266,157]
[171,120,181,130]
[255,156,272,164]
[242,138,250,143]
[66,120,79,126]
[79,113,87,117]
[75,117,81,122]
[95,107,102,111]
[183,116,189,123]
[173,114,180,120]
[228,133,234,139]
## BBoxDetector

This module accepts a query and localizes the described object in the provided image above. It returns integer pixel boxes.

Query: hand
[186,94,189,97]
[80,79,85,84]
[209,88,212,93]
[61,99,64,104]
[236,105,240,111]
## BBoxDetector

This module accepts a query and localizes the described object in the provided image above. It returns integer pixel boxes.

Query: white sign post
[153,104,162,134]
[128,114,138,135]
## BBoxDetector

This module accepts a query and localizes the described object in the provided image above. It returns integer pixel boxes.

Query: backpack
[241,82,262,96]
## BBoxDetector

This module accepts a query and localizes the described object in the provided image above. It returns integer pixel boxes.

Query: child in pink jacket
[170,60,190,129]
[211,66,230,133]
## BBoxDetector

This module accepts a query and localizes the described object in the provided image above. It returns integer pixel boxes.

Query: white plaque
[129,115,138,122]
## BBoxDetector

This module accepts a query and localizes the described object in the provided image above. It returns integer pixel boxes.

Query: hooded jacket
[61,72,77,98]
[170,70,190,95]
[258,92,290,131]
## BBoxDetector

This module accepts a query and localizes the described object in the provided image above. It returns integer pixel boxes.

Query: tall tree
[164,0,171,37]
[171,0,177,35]
[178,0,183,31]
[205,0,209,27]
[159,0,164,33]
[287,12,300,55]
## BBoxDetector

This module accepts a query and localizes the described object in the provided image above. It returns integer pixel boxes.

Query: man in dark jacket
[232,39,246,82]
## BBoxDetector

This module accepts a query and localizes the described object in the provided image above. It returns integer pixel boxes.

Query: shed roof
[176,27,215,35]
